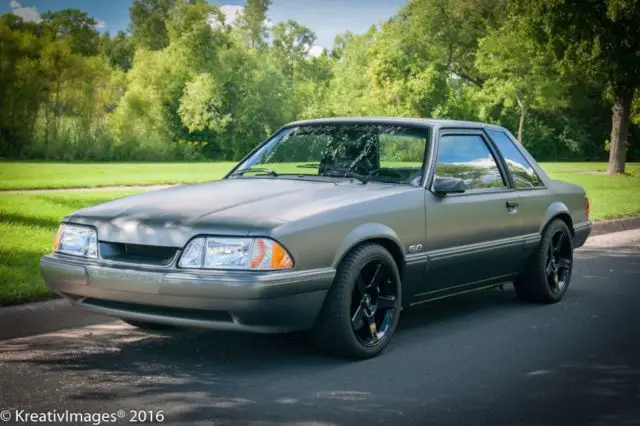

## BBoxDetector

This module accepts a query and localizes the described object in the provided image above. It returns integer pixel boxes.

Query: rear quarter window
[487,130,544,189]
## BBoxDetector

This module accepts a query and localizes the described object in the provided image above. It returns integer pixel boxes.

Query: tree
[366,17,450,117]
[394,0,506,87]
[330,33,348,60]
[336,0,506,119]
[178,73,230,133]
[475,19,567,143]
[100,31,134,70]
[2,0,638,163]
[0,14,49,156]
[41,9,100,56]
[322,29,379,117]
[129,0,175,51]
[517,0,640,174]
[272,20,316,81]
[237,0,271,48]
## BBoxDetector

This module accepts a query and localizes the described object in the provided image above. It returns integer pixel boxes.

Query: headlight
[53,224,98,258]
[178,237,294,271]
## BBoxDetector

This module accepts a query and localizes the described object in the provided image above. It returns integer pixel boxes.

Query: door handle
[506,200,519,209]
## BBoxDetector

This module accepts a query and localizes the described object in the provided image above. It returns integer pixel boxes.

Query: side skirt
[407,275,515,308]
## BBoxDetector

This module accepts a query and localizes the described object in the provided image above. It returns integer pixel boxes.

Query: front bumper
[40,254,335,333]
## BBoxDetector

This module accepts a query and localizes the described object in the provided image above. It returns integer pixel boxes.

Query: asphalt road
[0,231,639,426]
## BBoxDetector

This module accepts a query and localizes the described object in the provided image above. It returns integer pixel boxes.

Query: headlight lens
[178,237,294,271]
[53,224,98,258]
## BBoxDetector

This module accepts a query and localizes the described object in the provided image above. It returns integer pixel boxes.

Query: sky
[1,0,405,50]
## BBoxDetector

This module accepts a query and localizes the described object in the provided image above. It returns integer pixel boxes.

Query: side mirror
[433,176,466,196]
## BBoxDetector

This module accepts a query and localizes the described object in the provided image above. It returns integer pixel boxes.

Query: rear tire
[311,243,402,359]
[514,219,574,303]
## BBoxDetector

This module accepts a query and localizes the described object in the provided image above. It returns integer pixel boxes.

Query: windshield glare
[232,124,429,185]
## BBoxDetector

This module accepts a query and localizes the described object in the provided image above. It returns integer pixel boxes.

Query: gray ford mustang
[40,117,591,359]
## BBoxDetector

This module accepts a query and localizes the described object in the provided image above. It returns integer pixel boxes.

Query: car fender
[540,201,573,234]
[331,223,404,269]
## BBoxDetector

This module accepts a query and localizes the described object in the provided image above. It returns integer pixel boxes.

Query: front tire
[514,219,574,303]
[311,243,402,359]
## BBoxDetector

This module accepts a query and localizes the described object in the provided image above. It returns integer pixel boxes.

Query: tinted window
[235,124,428,186]
[436,134,507,190]
[379,132,426,165]
[378,131,428,186]
[487,130,544,188]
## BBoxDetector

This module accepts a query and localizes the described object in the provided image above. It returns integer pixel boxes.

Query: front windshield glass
[231,123,429,186]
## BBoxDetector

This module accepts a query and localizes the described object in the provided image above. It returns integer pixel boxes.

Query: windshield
[230,123,429,186]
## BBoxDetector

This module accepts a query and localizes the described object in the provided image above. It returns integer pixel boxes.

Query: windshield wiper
[230,167,279,177]
[297,163,368,184]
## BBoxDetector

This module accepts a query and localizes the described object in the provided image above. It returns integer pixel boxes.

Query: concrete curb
[591,216,640,236]
[0,299,111,341]
[0,298,67,315]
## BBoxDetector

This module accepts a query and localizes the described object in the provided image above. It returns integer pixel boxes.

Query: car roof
[283,116,506,131]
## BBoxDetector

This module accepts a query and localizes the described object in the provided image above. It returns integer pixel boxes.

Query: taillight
[584,196,590,219]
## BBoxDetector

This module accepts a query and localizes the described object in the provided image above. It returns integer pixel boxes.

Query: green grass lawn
[0,190,143,306]
[0,161,236,190]
[0,161,638,306]
[541,162,640,220]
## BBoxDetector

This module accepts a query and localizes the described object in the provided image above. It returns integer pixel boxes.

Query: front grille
[99,242,179,266]
[81,298,233,323]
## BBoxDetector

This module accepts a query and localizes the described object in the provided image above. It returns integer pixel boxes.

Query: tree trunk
[516,95,525,144]
[52,79,61,145]
[607,86,634,175]
[517,109,525,144]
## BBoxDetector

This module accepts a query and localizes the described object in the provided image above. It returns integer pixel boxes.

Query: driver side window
[436,134,507,190]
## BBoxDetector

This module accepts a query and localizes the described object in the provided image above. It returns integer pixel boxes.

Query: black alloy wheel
[546,229,572,294]
[350,260,399,346]
[514,218,574,304]
[311,243,402,359]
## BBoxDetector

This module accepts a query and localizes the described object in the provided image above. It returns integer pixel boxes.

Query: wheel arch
[331,223,406,282]
[540,202,575,238]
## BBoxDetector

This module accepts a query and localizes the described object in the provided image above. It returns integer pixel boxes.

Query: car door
[417,129,526,299]
[485,128,550,258]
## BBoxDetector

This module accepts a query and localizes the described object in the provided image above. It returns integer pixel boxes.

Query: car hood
[67,178,414,247]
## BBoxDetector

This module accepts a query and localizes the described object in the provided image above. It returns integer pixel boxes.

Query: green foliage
[236,0,272,48]
[380,134,425,162]
[42,9,100,56]
[514,0,640,172]
[178,73,231,133]
[518,0,640,90]
[475,19,567,115]
[320,29,379,116]
[633,93,640,126]
[129,0,174,51]
[0,0,637,163]
[0,15,48,157]
[100,31,135,70]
